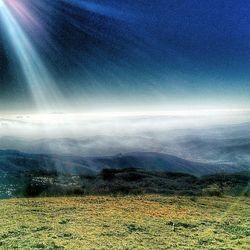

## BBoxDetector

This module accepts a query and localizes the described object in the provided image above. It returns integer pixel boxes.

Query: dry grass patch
[0,195,249,249]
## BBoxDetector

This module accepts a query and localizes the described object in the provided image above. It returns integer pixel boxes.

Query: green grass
[0,195,249,249]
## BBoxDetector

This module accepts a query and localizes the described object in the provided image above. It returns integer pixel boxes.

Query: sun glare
[0,0,4,8]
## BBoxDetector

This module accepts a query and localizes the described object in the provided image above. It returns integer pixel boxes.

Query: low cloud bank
[0,110,250,166]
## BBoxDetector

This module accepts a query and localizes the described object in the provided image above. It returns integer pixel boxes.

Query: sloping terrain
[0,150,246,176]
[0,195,249,249]
[1,150,248,198]
[1,167,249,198]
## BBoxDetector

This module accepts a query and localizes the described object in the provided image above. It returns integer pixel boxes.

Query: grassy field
[0,195,249,249]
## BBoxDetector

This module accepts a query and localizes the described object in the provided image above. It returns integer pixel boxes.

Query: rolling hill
[0,150,247,176]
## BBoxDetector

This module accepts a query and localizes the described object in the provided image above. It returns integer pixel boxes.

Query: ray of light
[63,0,130,20]
[0,0,62,112]
[5,0,42,29]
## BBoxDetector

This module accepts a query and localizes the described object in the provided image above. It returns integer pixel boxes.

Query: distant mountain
[1,124,250,167]
[0,150,95,175]
[0,150,247,176]
[90,152,248,176]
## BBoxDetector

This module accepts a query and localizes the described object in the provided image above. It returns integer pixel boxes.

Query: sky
[0,0,250,113]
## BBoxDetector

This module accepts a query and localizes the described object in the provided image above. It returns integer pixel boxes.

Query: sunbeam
[63,0,133,20]
[0,0,62,112]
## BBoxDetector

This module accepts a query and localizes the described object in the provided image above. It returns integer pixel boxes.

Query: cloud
[0,109,249,138]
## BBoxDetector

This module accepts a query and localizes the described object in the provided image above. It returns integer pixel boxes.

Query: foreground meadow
[0,195,249,249]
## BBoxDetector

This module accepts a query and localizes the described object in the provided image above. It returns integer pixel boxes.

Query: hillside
[0,150,246,176]
[1,167,249,198]
[0,195,249,249]
[1,149,249,198]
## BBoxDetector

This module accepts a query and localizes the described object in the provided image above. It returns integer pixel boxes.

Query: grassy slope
[0,196,249,249]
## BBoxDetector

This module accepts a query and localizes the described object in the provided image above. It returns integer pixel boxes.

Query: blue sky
[0,0,250,112]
